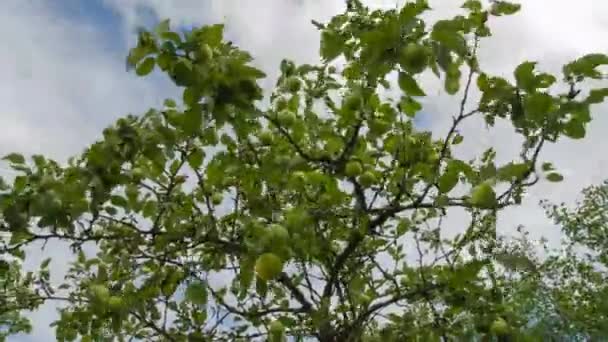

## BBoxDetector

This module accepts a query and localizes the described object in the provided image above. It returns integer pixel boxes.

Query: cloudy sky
[3,0,607,340]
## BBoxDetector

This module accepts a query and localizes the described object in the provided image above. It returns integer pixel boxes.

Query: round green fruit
[269,320,285,335]
[399,43,429,74]
[275,98,288,111]
[268,224,289,242]
[255,253,283,281]
[211,193,223,206]
[89,284,110,302]
[345,160,363,177]
[277,110,296,126]
[469,182,497,209]
[108,296,124,311]
[285,76,301,92]
[197,44,213,62]
[359,171,377,187]
[490,317,509,336]
[258,131,274,145]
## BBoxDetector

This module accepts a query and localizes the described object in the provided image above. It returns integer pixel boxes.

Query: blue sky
[3,0,608,340]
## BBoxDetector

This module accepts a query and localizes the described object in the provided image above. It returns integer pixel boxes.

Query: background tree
[1,0,607,341]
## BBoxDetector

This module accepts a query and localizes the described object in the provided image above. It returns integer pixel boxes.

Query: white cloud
[3,0,608,339]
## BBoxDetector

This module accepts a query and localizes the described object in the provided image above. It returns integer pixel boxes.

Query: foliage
[1,0,607,341]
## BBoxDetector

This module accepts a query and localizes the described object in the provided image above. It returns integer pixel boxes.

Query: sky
[2,0,608,340]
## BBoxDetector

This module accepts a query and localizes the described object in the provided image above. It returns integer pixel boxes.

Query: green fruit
[345,160,363,177]
[132,167,145,179]
[277,110,296,126]
[108,296,124,311]
[258,131,274,145]
[399,43,429,74]
[359,171,377,187]
[285,76,301,92]
[427,151,439,164]
[89,284,110,302]
[469,182,497,209]
[490,317,509,336]
[255,253,283,281]
[269,320,285,338]
[211,193,223,205]
[197,44,213,62]
[268,224,289,242]
[276,98,288,111]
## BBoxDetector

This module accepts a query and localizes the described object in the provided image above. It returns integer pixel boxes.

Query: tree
[1,0,607,340]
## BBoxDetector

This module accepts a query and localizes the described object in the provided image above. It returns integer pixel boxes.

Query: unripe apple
[399,43,429,74]
[469,182,497,209]
[89,284,110,302]
[197,44,213,62]
[255,253,283,281]
[108,296,124,312]
[258,131,274,145]
[285,76,301,92]
[345,160,363,177]
[359,171,377,187]
[268,224,289,242]
[277,110,296,127]
[211,193,223,206]
[490,317,509,336]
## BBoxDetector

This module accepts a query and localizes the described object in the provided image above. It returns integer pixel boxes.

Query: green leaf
[110,195,128,208]
[320,30,343,62]
[495,252,534,271]
[187,149,204,169]
[183,87,202,106]
[452,134,463,145]
[194,24,224,47]
[3,153,25,164]
[126,46,148,67]
[514,61,537,91]
[525,93,554,119]
[155,19,170,35]
[546,172,564,182]
[136,57,156,76]
[182,108,203,135]
[164,98,177,108]
[445,74,460,95]
[563,119,586,139]
[400,96,422,117]
[398,72,426,96]
[541,162,555,172]
[171,58,195,87]
[185,281,207,305]
[432,21,467,56]
[497,162,529,182]
[438,171,459,193]
[490,1,522,16]
[161,31,182,44]
[40,258,51,269]
[535,73,556,88]
[587,88,608,104]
